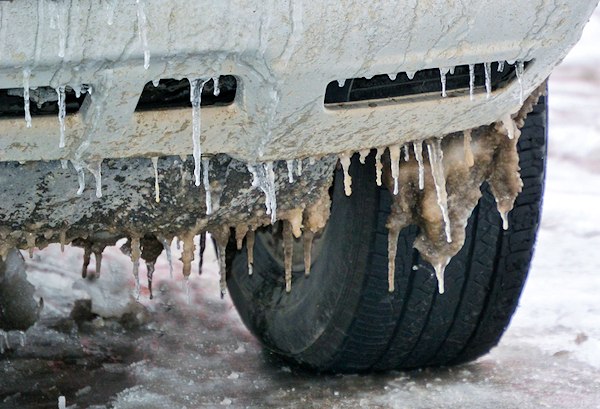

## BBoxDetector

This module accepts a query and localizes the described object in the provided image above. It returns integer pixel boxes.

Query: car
[0,0,598,372]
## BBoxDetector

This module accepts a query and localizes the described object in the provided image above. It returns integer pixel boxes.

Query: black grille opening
[324,61,531,105]
[0,86,89,118]
[135,75,237,111]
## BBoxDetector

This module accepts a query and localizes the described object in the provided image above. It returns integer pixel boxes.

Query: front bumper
[0,0,597,163]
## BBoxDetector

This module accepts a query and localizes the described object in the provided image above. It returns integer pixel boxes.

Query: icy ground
[3,9,600,409]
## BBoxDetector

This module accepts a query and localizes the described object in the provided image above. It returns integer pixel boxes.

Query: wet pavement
[2,6,600,409]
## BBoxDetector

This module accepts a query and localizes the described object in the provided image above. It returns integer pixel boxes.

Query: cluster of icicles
[19,1,533,297]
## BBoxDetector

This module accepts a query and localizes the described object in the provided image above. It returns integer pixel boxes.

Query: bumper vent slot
[324,61,531,105]
[136,75,237,111]
[0,86,89,118]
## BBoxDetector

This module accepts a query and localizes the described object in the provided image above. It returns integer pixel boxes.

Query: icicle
[463,130,474,167]
[26,233,36,258]
[449,66,456,75]
[286,160,295,183]
[23,68,32,128]
[59,230,67,252]
[190,78,206,187]
[152,79,160,87]
[413,141,425,190]
[157,235,173,279]
[375,147,384,186]
[501,113,516,140]
[73,85,82,98]
[94,251,103,277]
[181,233,195,279]
[337,79,346,87]
[309,157,316,166]
[387,73,398,81]
[439,67,449,97]
[146,261,155,299]
[248,162,277,223]
[500,211,509,230]
[389,145,400,195]
[468,64,475,101]
[212,76,220,96]
[16,331,26,347]
[484,62,492,99]
[106,0,117,25]
[87,161,103,198]
[515,60,525,104]
[151,157,160,203]
[81,245,91,278]
[198,233,206,275]
[358,149,370,164]
[131,237,141,299]
[58,396,66,409]
[339,153,352,196]
[57,86,66,148]
[60,159,68,169]
[303,230,314,276]
[406,71,416,80]
[296,158,303,176]
[403,144,410,162]
[242,229,254,275]
[202,157,212,214]
[426,139,452,243]
[387,226,400,292]
[136,0,150,69]
[497,61,505,72]
[71,160,86,195]
[283,221,293,293]
[213,229,230,298]
[433,258,450,294]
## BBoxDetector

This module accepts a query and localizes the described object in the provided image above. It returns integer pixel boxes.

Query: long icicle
[283,221,294,293]
[375,147,385,186]
[413,141,425,190]
[190,78,207,187]
[198,233,206,275]
[339,153,352,196]
[426,139,452,243]
[202,157,212,214]
[468,64,475,101]
[23,68,32,128]
[131,237,142,299]
[151,157,160,203]
[246,229,255,275]
[57,86,66,147]
[303,230,314,276]
[136,0,150,69]
[389,145,401,195]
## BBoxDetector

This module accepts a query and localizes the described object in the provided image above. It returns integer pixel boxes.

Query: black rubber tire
[227,97,547,372]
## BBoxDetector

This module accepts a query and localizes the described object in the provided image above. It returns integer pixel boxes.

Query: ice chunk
[23,68,32,128]
[286,160,295,183]
[484,62,492,99]
[190,78,207,187]
[151,157,160,203]
[375,147,385,186]
[202,157,212,214]
[212,76,220,96]
[468,64,475,101]
[389,145,400,195]
[248,162,278,223]
[87,161,103,198]
[426,139,452,243]
[339,153,352,196]
[57,86,66,148]
[413,141,425,190]
[136,0,150,69]
[463,130,474,167]
[515,60,525,104]
[283,221,293,293]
